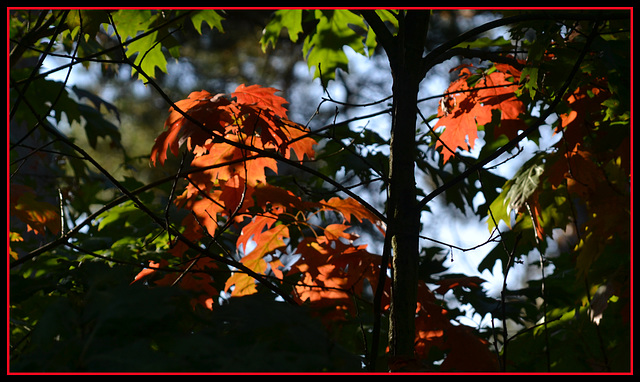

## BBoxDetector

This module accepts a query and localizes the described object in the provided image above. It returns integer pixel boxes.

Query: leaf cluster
[9,9,631,373]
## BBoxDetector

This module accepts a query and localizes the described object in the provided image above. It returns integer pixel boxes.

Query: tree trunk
[386,11,430,363]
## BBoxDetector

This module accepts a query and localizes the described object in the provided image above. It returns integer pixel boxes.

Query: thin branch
[499,231,522,371]
[10,10,195,88]
[122,47,388,224]
[416,18,603,212]
[419,229,500,253]
[420,10,628,77]
[321,94,393,108]
[10,80,297,305]
[12,155,264,268]
[9,11,58,67]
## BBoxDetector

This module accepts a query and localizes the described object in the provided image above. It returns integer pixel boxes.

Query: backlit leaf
[231,84,289,119]
[321,196,385,233]
[189,10,224,34]
[434,62,526,163]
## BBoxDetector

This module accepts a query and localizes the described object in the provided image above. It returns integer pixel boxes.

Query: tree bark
[385,11,430,362]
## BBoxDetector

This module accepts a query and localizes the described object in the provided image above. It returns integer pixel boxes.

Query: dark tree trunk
[385,11,430,362]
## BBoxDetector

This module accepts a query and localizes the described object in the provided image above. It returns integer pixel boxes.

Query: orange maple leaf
[189,135,279,187]
[226,223,289,297]
[231,84,289,119]
[321,196,385,234]
[131,257,220,310]
[476,63,526,139]
[252,183,320,214]
[146,84,325,310]
[434,63,525,163]
[151,85,316,166]
[293,236,380,317]
[321,223,358,242]
[236,213,281,254]
[546,142,604,199]
[413,282,499,371]
[218,174,253,216]
[131,260,164,284]
[279,120,316,162]
[224,256,269,297]
[151,90,232,166]
[10,184,61,236]
[556,83,611,148]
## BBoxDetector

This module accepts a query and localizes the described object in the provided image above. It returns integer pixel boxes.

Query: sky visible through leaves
[39,27,563,330]
[11,9,630,372]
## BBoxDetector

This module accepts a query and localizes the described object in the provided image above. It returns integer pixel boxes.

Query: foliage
[9,9,631,373]
[260,9,398,84]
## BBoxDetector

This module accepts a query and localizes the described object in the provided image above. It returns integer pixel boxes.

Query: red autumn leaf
[231,83,289,119]
[293,236,381,318]
[526,190,546,241]
[321,196,385,234]
[556,83,611,148]
[413,282,499,372]
[224,256,268,297]
[236,105,289,151]
[233,104,315,161]
[226,223,289,297]
[151,90,232,166]
[413,283,454,362]
[434,63,526,163]
[278,120,316,163]
[321,223,358,242]
[246,223,289,262]
[135,257,220,309]
[131,260,165,284]
[252,183,319,214]
[237,214,275,253]
[230,84,315,160]
[187,195,224,236]
[189,136,279,187]
[174,258,220,309]
[10,184,61,236]
[151,84,316,166]
[218,174,253,216]
[328,240,381,294]
[546,142,604,199]
[433,67,479,163]
[438,325,500,371]
[148,84,320,309]
[476,63,527,139]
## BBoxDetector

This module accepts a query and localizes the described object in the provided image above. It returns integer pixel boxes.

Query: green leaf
[486,152,545,232]
[77,104,121,149]
[110,10,167,80]
[97,200,142,231]
[111,10,158,41]
[519,65,539,99]
[262,9,393,85]
[454,35,513,50]
[504,161,544,217]
[260,9,303,51]
[71,85,120,122]
[126,30,167,80]
[303,10,372,83]
[65,10,111,42]
[11,78,81,127]
[190,10,225,34]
